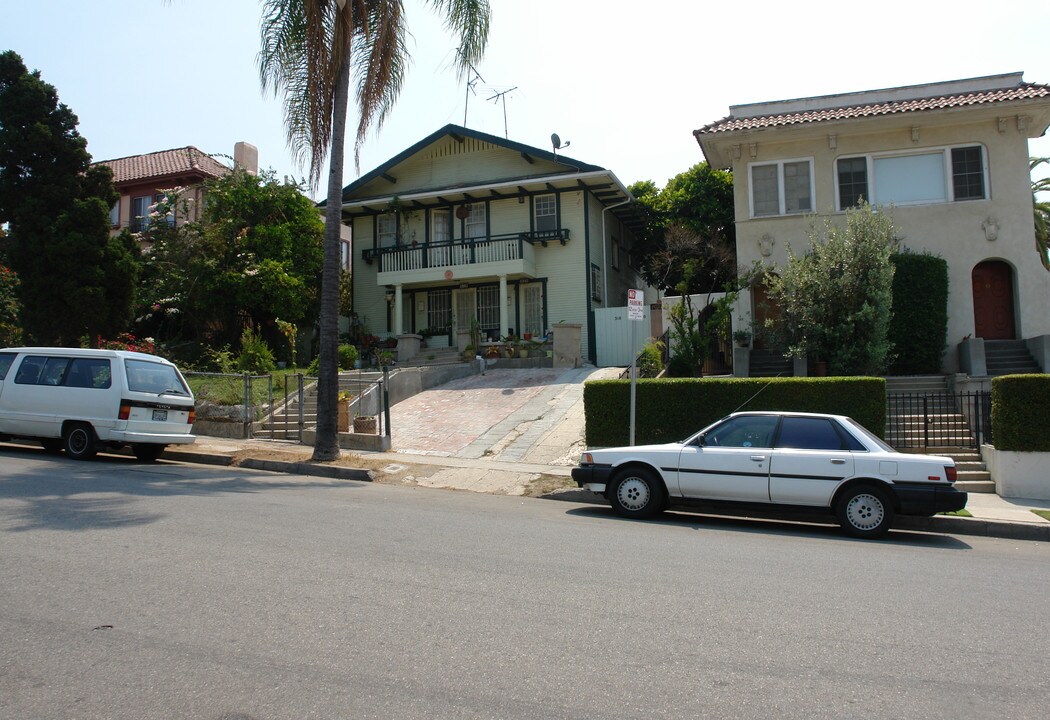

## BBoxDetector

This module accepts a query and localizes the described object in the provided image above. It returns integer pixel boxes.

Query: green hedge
[889,252,948,374]
[584,377,886,447]
[991,375,1050,451]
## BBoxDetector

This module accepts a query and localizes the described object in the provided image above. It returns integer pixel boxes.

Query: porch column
[393,284,404,336]
[499,274,509,338]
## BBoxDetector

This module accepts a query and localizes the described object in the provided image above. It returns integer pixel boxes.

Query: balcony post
[499,274,509,338]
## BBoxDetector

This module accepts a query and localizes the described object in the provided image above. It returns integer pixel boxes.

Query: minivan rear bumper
[109,431,196,445]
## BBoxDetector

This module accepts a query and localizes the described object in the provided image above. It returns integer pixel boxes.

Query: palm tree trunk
[312,46,352,462]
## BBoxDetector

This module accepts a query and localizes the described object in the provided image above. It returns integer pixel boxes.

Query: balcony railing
[362,229,569,273]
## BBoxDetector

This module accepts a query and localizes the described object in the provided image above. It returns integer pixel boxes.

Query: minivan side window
[13,356,112,388]
[66,358,112,389]
[0,352,15,380]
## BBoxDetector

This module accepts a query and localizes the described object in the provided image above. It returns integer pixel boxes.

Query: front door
[972,260,1015,340]
[453,287,476,339]
[752,277,780,350]
[675,414,778,502]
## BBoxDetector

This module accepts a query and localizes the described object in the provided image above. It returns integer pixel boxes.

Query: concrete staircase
[985,339,1041,376]
[885,376,993,493]
[252,372,385,440]
[400,346,464,368]
[749,348,793,377]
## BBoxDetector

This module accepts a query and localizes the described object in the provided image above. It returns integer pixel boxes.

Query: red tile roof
[696,82,1050,136]
[95,146,230,185]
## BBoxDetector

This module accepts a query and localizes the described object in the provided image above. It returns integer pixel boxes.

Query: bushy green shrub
[991,375,1050,451]
[237,327,276,373]
[199,344,236,373]
[306,344,359,375]
[637,340,665,378]
[889,251,948,374]
[584,377,886,447]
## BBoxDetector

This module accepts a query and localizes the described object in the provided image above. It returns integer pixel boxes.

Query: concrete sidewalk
[158,359,1050,542]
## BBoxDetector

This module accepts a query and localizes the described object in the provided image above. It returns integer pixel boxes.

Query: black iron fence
[885,391,991,449]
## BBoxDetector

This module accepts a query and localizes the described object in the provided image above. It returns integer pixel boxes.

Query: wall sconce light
[384,286,395,304]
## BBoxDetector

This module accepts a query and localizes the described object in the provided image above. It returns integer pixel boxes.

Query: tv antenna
[551,133,571,155]
[460,53,485,126]
[486,86,518,138]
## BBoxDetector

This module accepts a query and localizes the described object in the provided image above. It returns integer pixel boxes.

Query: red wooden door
[972,261,1015,340]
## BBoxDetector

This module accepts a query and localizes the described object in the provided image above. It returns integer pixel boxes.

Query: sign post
[627,289,644,445]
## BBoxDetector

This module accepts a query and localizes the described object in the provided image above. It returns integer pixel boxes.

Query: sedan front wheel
[609,467,665,519]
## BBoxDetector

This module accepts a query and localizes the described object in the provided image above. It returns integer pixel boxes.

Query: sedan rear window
[776,417,846,450]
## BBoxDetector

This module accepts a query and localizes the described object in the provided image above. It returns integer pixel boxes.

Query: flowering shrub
[0,264,22,347]
[96,333,157,355]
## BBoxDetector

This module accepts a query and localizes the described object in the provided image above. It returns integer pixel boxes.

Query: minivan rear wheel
[63,423,97,460]
[132,444,165,463]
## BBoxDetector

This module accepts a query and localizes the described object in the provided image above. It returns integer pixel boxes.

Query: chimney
[233,142,259,175]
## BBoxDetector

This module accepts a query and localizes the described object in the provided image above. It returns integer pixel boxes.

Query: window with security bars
[427,288,451,331]
[477,286,500,332]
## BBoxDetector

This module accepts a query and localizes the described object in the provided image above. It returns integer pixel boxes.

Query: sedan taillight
[187,408,196,424]
[945,465,957,483]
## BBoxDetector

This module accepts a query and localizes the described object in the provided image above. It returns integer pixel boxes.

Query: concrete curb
[159,449,1048,542]
[238,458,372,482]
[541,489,1050,542]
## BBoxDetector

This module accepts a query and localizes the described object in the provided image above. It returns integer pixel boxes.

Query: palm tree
[1032,157,1050,271]
[259,0,490,460]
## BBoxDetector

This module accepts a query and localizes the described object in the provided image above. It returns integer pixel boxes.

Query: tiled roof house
[94,142,257,234]
[694,72,1050,378]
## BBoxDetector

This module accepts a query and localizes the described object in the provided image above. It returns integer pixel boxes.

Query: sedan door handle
[750,455,766,462]
[830,458,847,465]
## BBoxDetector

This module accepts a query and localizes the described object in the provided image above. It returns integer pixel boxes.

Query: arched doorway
[971,260,1015,340]
[752,276,781,349]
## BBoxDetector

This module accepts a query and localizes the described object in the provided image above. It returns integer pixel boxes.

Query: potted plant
[463,344,475,361]
[733,329,752,347]
[353,415,377,434]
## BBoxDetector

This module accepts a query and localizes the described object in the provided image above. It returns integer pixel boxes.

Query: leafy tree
[258,0,491,460]
[1032,156,1050,271]
[629,162,735,293]
[136,168,324,359]
[888,251,948,375]
[0,51,138,345]
[766,203,897,376]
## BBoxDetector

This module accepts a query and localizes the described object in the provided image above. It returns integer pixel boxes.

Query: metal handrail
[362,228,569,266]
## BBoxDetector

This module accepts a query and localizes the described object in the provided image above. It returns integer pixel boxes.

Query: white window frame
[377,212,397,247]
[465,203,486,239]
[534,193,557,232]
[747,157,815,218]
[833,144,989,211]
[431,209,450,244]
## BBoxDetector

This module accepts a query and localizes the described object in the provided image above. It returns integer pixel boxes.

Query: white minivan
[0,347,196,461]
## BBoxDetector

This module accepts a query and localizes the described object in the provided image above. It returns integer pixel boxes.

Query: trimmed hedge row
[991,375,1050,451]
[584,377,886,448]
[889,251,949,375]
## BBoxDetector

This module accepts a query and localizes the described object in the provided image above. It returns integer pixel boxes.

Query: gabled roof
[338,123,605,201]
[695,72,1050,136]
[94,146,230,186]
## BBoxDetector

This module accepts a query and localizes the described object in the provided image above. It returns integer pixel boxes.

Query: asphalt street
[1,451,1048,719]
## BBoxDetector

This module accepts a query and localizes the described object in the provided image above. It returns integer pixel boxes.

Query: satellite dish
[551,133,561,149]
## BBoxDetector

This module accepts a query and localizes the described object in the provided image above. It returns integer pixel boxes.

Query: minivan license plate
[152,409,168,422]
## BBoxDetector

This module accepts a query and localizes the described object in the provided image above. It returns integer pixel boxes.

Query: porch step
[955,480,996,494]
[984,340,1042,376]
[884,375,949,394]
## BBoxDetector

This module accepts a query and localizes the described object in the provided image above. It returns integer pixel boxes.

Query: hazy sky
[3,0,1050,198]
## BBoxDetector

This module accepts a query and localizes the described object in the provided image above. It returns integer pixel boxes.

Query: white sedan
[572,411,967,538]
